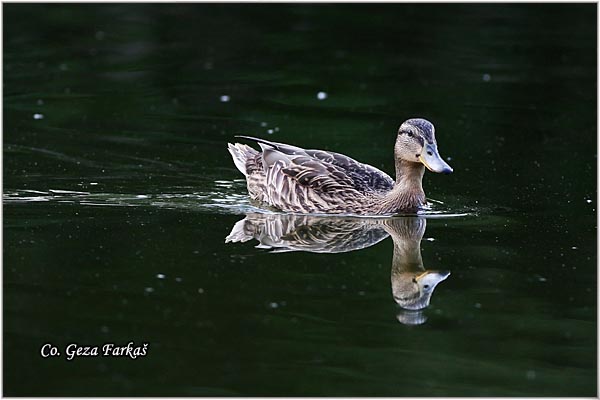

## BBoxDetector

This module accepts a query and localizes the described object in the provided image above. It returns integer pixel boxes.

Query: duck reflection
[226,214,450,325]
[385,217,450,325]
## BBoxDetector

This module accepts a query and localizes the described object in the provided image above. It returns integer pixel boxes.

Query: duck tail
[227,142,258,176]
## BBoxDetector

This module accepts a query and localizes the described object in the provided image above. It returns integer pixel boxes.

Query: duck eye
[427,151,433,156]
[424,285,430,289]
[406,132,413,137]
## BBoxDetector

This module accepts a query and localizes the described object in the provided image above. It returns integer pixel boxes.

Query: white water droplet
[317,91,328,100]
[267,129,274,134]
[156,273,166,279]
[144,287,155,293]
[219,95,230,102]
[33,113,44,120]
[482,73,491,82]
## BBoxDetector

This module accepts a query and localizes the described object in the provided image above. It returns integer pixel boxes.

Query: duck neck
[380,160,426,213]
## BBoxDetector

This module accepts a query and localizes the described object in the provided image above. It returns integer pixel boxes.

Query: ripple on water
[3,180,489,218]
[3,180,259,215]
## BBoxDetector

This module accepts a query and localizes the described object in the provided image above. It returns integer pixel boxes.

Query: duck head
[394,118,453,174]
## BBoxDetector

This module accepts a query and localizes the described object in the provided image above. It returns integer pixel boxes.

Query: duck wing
[304,149,394,193]
[261,145,365,213]
[237,136,394,194]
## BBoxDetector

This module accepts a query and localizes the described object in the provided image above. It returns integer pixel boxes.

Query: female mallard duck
[227,118,452,215]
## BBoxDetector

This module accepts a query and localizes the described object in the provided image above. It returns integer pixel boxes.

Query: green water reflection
[4,3,596,396]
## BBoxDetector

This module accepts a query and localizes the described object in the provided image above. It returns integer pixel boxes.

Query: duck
[227,118,452,215]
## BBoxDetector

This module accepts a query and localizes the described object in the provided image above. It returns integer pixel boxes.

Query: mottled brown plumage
[227,118,452,215]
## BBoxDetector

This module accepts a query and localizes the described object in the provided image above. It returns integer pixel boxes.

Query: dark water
[4,4,597,396]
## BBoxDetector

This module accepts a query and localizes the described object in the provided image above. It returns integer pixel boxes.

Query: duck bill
[418,143,453,174]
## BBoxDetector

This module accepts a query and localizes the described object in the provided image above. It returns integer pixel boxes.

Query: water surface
[4,4,596,396]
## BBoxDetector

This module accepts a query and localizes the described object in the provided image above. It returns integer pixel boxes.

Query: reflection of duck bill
[417,270,451,286]
[394,270,451,311]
